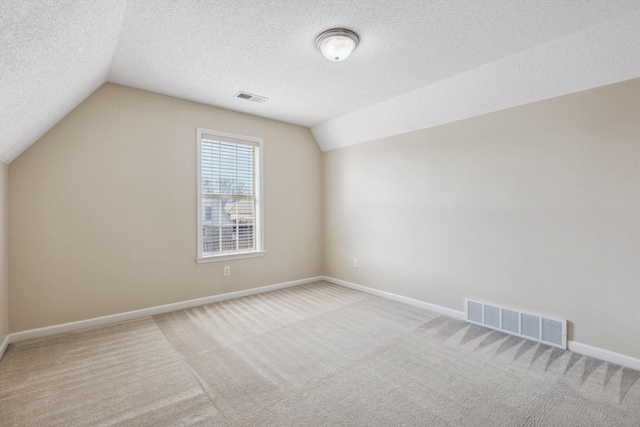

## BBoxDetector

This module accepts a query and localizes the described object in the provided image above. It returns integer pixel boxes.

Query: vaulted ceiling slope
[0,0,128,163]
[1,1,639,163]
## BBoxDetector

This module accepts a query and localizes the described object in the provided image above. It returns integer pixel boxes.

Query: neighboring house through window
[196,128,264,263]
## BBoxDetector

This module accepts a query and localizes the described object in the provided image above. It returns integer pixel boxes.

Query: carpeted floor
[0,281,639,426]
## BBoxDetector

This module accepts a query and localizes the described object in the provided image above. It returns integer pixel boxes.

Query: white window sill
[196,250,265,264]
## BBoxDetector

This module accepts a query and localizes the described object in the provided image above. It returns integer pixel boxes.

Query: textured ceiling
[1,1,639,163]
[0,0,127,163]
[313,10,640,150]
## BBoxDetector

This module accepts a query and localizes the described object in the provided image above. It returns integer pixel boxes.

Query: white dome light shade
[315,29,359,62]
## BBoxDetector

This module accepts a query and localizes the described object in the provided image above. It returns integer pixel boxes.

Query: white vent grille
[484,305,500,328]
[541,318,563,347]
[501,309,519,334]
[464,298,567,349]
[521,313,540,339]
[468,301,483,323]
[234,91,268,103]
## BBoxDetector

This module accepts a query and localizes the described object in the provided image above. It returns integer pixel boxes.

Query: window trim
[196,128,265,263]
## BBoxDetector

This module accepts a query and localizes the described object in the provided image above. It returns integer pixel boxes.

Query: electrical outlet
[353,258,358,268]
[224,266,231,276]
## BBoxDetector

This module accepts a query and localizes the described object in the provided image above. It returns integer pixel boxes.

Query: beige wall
[9,83,322,332]
[0,161,8,344]
[323,79,640,358]
[6,79,639,360]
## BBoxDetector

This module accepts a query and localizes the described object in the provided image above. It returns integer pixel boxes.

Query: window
[196,128,264,263]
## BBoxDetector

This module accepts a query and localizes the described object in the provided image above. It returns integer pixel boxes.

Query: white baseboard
[322,276,466,320]
[4,276,322,349]
[0,334,8,361]
[3,275,639,372]
[322,276,640,372]
[568,341,640,371]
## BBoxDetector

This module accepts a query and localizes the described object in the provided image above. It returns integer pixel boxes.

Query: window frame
[196,128,265,263]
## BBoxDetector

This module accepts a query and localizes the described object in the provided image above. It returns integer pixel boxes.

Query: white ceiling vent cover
[465,298,567,349]
[234,91,268,103]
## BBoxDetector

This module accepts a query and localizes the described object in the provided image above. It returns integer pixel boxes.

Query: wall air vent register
[465,298,567,349]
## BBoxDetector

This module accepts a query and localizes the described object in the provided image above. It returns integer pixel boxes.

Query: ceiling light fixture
[315,28,359,62]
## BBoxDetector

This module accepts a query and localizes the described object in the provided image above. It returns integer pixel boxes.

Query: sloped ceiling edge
[0,0,128,164]
[311,12,640,152]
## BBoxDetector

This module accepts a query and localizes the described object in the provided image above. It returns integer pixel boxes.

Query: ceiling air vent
[234,91,268,103]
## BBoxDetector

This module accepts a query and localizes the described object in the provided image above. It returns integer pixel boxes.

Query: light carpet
[0,281,638,426]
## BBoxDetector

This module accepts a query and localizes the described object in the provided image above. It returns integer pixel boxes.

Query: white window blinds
[198,130,262,260]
